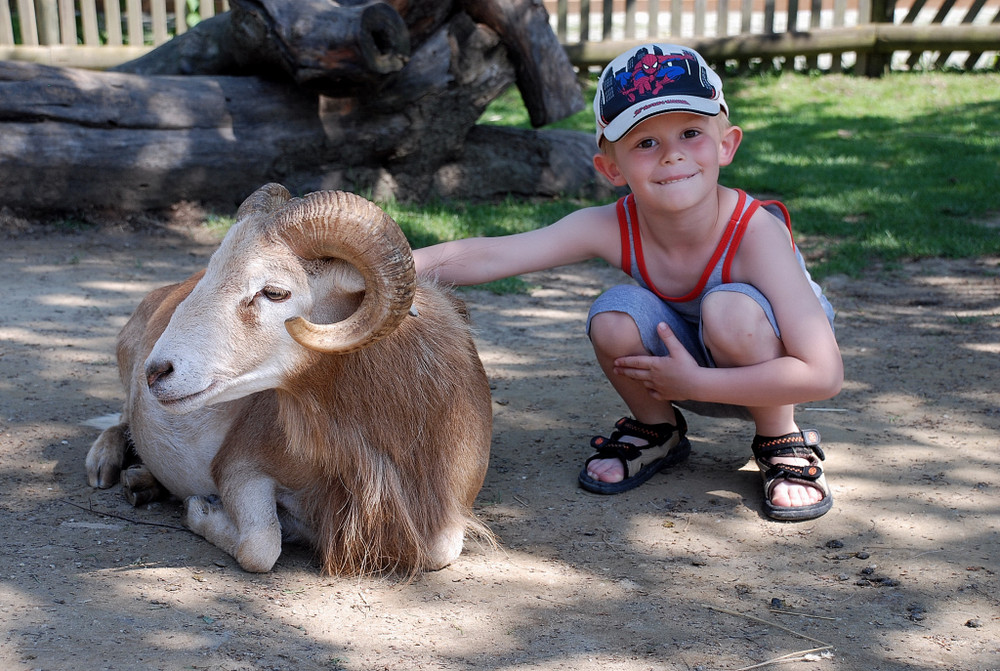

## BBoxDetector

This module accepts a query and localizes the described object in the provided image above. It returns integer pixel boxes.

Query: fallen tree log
[115,0,413,92]
[0,13,609,215]
[116,0,583,127]
[460,0,582,127]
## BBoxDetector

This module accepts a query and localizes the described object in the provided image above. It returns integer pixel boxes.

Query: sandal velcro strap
[610,413,688,446]
[588,435,645,463]
[752,429,825,462]
[762,460,823,482]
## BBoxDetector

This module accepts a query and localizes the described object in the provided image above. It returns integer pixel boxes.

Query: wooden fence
[0,0,228,68]
[1,0,998,73]
[545,0,1000,72]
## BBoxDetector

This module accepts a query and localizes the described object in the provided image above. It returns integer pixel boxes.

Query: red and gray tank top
[616,188,813,322]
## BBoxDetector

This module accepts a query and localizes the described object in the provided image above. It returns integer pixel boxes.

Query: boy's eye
[682,129,701,139]
[637,138,656,149]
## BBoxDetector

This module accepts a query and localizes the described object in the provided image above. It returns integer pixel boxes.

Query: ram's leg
[85,423,131,489]
[120,465,168,506]
[184,475,281,573]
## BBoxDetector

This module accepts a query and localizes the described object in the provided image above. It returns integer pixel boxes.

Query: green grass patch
[392,72,1000,280]
[723,72,1000,276]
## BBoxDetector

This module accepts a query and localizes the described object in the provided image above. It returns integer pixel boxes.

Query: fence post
[33,0,58,45]
[859,0,896,76]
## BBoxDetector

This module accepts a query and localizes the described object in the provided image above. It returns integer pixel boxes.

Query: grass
[722,72,1000,276]
[386,71,1000,280]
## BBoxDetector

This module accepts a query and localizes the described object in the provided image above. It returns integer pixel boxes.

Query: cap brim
[601,96,721,143]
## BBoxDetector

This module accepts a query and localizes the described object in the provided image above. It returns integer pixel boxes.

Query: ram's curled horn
[272,189,416,354]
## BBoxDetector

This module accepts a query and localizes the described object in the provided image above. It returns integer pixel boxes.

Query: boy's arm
[734,212,843,404]
[413,203,621,286]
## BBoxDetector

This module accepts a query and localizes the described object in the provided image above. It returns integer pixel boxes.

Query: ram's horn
[269,189,415,353]
[237,182,292,220]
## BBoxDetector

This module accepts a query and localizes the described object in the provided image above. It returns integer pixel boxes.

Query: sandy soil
[1,217,998,671]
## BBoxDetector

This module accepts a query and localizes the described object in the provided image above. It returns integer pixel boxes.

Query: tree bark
[459,0,583,127]
[110,14,241,76]
[114,0,583,127]
[114,0,413,93]
[0,15,609,215]
[226,0,412,89]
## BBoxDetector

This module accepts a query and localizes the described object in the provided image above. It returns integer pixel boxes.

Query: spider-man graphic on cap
[596,45,725,142]
[622,51,697,102]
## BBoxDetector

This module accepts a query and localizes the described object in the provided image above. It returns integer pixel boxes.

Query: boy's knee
[589,311,643,353]
[702,292,780,362]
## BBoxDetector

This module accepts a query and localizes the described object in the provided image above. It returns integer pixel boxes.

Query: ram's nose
[145,359,174,390]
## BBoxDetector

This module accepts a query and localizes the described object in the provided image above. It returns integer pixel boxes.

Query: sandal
[578,411,691,495]
[751,429,833,521]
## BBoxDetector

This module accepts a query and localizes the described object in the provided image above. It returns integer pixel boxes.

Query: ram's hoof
[184,494,223,531]
[121,465,167,507]
[85,424,129,489]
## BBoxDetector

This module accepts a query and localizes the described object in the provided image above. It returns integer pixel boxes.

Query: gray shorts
[586,283,835,420]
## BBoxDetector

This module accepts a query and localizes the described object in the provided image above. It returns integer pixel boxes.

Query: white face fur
[144,223,364,413]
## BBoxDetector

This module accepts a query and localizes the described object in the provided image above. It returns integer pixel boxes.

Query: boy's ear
[718,124,743,167]
[593,151,628,187]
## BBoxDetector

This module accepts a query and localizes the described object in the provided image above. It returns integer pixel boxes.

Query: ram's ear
[332,261,367,295]
[301,259,366,326]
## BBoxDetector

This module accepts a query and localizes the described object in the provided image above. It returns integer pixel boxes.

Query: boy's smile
[657,174,695,185]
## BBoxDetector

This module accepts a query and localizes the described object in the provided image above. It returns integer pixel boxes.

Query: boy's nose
[661,146,684,163]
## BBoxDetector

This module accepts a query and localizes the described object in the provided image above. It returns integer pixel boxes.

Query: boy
[413,44,842,521]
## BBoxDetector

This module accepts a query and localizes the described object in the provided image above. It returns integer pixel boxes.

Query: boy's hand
[613,322,699,401]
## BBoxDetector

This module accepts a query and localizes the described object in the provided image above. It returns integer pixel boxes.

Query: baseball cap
[594,44,728,145]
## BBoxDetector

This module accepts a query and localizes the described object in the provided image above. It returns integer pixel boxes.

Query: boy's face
[594,112,742,210]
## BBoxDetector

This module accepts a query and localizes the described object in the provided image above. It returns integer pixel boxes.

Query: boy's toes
[586,457,625,483]
[769,480,823,508]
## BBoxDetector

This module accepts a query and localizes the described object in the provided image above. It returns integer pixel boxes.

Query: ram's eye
[260,286,290,302]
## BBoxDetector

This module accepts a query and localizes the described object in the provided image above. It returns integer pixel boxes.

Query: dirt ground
[1,214,998,671]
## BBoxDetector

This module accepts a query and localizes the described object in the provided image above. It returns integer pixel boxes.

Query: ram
[86,183,492,574]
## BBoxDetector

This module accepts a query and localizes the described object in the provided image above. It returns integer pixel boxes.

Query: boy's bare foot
[584,446,630,483]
